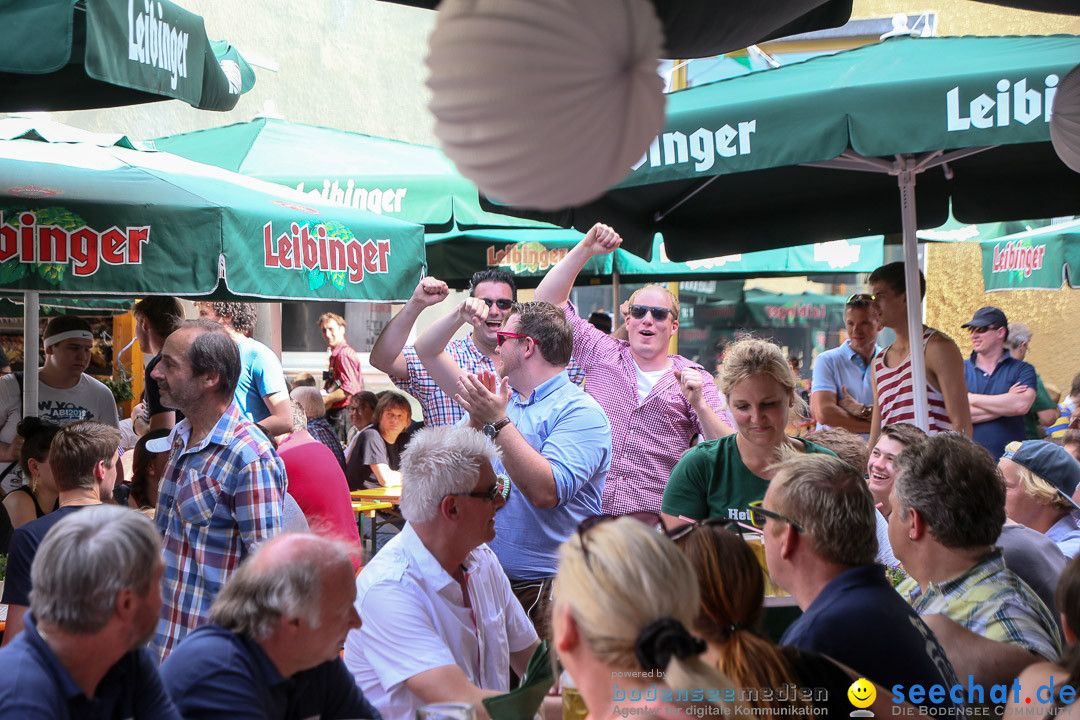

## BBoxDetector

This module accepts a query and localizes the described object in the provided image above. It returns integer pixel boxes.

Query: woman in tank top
[2,417,61,529]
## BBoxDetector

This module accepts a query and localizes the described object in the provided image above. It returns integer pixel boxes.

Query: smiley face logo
[847,678,876,709]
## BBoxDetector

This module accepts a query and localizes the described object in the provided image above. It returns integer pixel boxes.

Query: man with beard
[149,319,286,662]
[2,420,122,645]
[0,505,177,719]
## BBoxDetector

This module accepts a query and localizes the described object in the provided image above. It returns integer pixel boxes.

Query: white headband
[43,329,93,348]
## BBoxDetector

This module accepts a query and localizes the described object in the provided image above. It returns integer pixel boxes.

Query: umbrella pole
[612,269,620,318]
[23,290,38,419]
[897,158,930,432]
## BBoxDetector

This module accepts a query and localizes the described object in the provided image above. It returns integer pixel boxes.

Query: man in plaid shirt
[149,319,286,663]
[535,223,733,515]
[371,272,584,427]
[890,433,1061,688]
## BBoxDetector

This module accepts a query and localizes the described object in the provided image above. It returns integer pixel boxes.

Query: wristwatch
[483,417,512,440]
[859,404,873,420]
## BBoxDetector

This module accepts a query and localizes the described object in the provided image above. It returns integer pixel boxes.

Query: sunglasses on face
[747,500,804,532]
[969,325,1000,335]
[628,304,673,322]
[577,512,666,569]
[450,474,511,502]
[476,297,515,311]
[665,516,742,543]
[496,331,530,347]
[846,293,873,308]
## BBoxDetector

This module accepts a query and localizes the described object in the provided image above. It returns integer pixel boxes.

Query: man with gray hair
[159,533,376,719]
[344,425,539,720]
[762,454,960,708]
[890,433,1062,687]
[291,385,347,470]
[1004,322,1058,439]
[150,318,286,662]
[0,505,179,718]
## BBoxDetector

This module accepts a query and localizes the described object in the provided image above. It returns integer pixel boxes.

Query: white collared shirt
[343,524,537,720]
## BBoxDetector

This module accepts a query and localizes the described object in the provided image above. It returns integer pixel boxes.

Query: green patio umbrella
[0,117,425,414]
[980,219,1080,292]
[0,0,255,112]
[743,290,847,328]
[482,34,1080,430]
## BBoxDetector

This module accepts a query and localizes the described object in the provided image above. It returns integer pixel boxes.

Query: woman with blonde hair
[999,439,1080,559]
[553,516,737,717]
[662,338,834,530]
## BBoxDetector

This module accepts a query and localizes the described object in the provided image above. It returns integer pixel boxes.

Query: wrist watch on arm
[483,417,512,440]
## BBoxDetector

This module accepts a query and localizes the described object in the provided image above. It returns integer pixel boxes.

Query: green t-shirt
[1025,374,1056,439]
[661,434,835,525]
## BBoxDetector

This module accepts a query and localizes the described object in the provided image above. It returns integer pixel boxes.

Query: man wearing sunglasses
[534,223,732,516]
[809,294,881,439]
[344,426,540,720]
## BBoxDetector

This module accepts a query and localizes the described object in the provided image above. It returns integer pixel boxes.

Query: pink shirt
[563,301,731,515]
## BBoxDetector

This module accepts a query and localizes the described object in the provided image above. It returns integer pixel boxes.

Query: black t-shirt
[145,354,184,423]
[345,427,405,492]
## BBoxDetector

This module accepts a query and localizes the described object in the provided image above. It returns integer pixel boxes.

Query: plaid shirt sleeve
[232,454,287,550]
[563,300,624,371]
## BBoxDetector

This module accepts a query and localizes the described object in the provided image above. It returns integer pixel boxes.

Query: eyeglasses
[666,516,741,543]
[449,474,511,502]
[747,500,804,532]
[846,293,873,307]
[496,331,530,346]
[628,304,673,322]
[969,325,1001,335]
[577,512,665,569]
[476,297,515,311]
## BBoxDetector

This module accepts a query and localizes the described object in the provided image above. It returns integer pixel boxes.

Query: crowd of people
[0,222,1079,719]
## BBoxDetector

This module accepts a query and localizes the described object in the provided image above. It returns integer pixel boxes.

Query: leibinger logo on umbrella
[632,121,758,174]
[295,180,408,216]
[487,242,568,274]
[262,222,391,284]
[127,0,190,91]
[947,75,1058,132]
[990,240,1047,279]
[0,211,150,278]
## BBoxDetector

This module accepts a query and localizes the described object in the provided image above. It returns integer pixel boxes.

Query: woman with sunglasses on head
[673,519,901,716]
[2,418,61,531]
[553,516,738,718]
[662,338,835,532]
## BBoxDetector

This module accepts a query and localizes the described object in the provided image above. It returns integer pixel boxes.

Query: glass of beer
[417,703,479,720]
[561,671,589,720]
[744,535,788,597]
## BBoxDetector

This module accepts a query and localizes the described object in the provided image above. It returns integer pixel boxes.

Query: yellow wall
[852,1,1079,35]
[925,242,1079,396]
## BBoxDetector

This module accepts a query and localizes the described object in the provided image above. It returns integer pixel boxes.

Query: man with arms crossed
[810,293,881,438]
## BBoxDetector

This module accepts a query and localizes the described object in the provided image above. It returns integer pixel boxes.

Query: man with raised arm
[533,223,731,515]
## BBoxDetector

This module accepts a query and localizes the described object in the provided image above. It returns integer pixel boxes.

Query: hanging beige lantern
[1051,62,1080,173]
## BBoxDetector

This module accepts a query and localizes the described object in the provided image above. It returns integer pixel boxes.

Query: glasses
[666,516,741,543]
[846,293,873,307]
[969,325,1001,335]
[577,512,665,568]
[449,474,511,502]
[747,500,804,532]
[628,304,673,322]
[476,297,514,311]
[496,331,530,346]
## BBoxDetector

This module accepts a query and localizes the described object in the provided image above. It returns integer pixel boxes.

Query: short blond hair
[1004,441,1074,512]
[628,284,680,317]
[719,338,806,421]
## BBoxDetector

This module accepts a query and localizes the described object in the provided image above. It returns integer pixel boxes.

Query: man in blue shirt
[161,533,380,720]
[0,505,179,720]
[415,299,610,637]
[810,293,881,439]
[962,307,1037,460]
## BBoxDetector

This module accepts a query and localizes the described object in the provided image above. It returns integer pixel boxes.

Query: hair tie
[724,622,748,639]
[634,618,707,672]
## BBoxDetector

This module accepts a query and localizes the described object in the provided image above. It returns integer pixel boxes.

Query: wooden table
[351,487,402,503]
[352,500,393,556]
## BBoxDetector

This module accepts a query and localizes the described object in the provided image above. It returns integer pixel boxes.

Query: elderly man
[1004,323,1059,439]
[810,293,881,437]
[762,454,959,707]
[150,319,286,662]
[344,426,539,720]
[534,224,731,515]
[161,533,377,720]
[0,505,179,719]
[415,300,610,636]
[2,420,122,645]
[999,439,1080,558]
[291,385,347,470]
[890,433,1062,688]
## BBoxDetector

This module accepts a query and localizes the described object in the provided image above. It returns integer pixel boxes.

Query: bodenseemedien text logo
[610,682,830,715]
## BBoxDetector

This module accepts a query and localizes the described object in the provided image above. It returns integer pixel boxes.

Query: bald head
[290,386,326,420]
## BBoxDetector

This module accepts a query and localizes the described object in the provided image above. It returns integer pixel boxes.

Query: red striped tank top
[873,327,952,434]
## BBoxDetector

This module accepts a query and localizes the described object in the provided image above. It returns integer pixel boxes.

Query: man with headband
[0,316,119,491]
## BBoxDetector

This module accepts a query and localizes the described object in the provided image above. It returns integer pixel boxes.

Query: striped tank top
[873,327,952,434]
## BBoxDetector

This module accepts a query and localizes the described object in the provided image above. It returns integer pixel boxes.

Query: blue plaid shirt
[308,417,347,471]
[151,402,286,663]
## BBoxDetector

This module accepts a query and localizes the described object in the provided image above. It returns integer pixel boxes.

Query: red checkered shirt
[393,333,585,426]
[564,301,731,515]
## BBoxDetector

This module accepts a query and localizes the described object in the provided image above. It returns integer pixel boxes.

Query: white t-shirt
[344,524,538,720]
[0,372,120,492]
[633,360,668,404]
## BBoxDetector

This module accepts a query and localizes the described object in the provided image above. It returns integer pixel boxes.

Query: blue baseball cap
[962,306,1008,329]
[1002,441,1080,512]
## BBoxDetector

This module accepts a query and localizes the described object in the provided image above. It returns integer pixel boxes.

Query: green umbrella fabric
[743,289,847,327]
[0,0,255,112]
[0,296,130,317]
[0,118,425,302]
[981,220,1080,291]
[482,35,1080,262]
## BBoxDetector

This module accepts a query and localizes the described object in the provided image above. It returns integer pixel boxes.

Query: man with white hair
[161,533,377,719]
[344,425,539,720]
[0,505,179,718]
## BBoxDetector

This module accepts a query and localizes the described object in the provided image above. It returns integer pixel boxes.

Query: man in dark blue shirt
[761,454,961,710]
[0,505,178,719]
[962,307,1037,461]
[160,532,380,720]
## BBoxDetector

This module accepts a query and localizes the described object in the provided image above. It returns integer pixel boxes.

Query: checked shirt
[392,333,584,427]
[898,548,1062,662]
[151,402,286,663]
[563,300,730,515]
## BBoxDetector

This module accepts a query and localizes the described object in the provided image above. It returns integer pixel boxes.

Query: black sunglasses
[747,501,804,532]
[666,516,742,543]
[475,297,514,311]
[577,512,665,568]
[846,293,873,307]
[628,304,673,322]
[449,474,511,502]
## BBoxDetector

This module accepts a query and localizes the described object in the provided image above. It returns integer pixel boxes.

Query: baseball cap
[961,306,1008,329]
[144,435,174,453]
[1002,441,1080,512]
